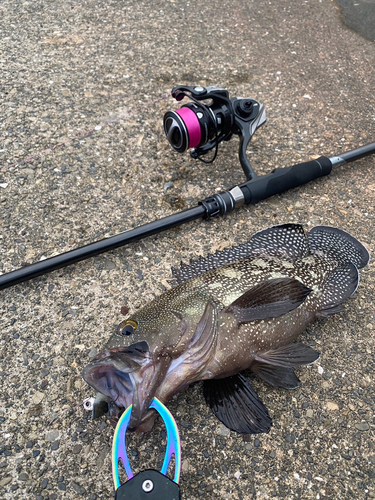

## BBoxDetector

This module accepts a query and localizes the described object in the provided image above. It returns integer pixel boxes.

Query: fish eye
[117,319,138,336]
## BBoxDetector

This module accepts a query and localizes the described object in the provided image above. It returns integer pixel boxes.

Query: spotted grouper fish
[83,224,369,434]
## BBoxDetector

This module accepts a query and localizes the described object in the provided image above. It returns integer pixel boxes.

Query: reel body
[163,85,267,180]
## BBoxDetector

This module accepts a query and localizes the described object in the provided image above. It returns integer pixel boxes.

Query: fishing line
[1,92,171,173]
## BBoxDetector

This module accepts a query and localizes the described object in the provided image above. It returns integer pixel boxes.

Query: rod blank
[329,141,375,166]
[0,205,206,290]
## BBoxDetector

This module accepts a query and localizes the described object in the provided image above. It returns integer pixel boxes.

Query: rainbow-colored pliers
[112,398,181,499]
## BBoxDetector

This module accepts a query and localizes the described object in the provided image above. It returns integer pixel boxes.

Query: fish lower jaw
[135,410,159,433]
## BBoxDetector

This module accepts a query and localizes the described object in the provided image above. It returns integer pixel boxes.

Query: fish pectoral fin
[224,278,311,323]
[254,342,320,368]
[251,362,301,389]
[203,373,272,435]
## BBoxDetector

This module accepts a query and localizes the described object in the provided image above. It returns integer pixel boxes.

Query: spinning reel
[163,85,266,180]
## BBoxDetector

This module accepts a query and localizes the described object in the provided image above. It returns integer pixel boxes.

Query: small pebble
[71,481,85,494]
[51,441,60,451]
[45,430,60,442]
[121,305,129,316]
[217,424,230,437]
[164,181,173,191]
[0,477,12,487]
[355,422,369,431]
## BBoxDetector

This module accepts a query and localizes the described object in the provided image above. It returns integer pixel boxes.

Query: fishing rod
[1,84,374,291]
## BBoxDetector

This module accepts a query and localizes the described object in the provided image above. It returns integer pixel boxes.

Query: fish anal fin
[254,342,320,368]
[251,362,301,389]
[316,305,345,318]
[224,278,311,323]
[203,373,272,435]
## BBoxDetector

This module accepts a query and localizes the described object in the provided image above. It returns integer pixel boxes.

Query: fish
[83,224,369,435]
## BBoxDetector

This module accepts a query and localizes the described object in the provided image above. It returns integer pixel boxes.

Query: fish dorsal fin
[308,226,370,269]
[249,223,309,261]
[169,240,257,287]
[169,224,309,287]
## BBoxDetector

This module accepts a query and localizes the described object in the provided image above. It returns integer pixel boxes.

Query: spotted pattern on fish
[83,224,369,435]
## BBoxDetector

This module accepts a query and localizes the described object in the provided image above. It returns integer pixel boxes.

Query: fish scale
[83,224,369,435]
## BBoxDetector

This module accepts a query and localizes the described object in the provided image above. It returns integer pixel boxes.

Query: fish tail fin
[308,226,369,269]
[317,262,359,317]
[308,227,369,317]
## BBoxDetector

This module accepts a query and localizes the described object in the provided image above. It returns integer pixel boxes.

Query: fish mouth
[83,341,171,431]
[83,362,136,413]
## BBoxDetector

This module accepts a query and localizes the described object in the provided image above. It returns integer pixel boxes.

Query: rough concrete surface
[1,0,374,499]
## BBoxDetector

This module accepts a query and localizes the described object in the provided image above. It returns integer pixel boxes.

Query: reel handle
[171,85,229,102]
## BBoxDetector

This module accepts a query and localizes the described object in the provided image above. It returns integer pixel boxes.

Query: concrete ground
[1,0,374,499]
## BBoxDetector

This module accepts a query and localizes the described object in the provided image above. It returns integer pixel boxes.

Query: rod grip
[239,156,332,205]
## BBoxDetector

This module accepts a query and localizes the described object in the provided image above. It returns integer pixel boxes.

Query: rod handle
[239,156,332,205]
